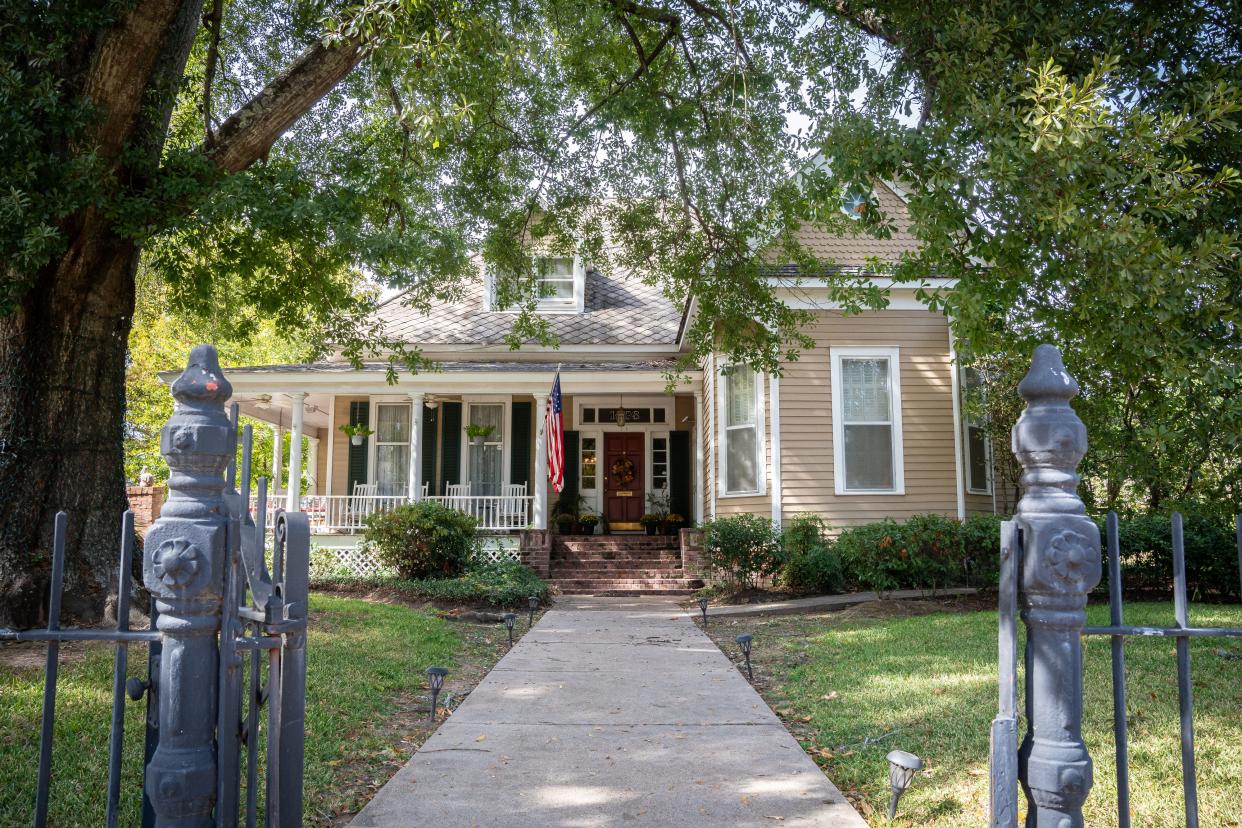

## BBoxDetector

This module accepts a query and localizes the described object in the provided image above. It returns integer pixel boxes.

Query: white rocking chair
[349,482,378,529]
[499,483,528,529]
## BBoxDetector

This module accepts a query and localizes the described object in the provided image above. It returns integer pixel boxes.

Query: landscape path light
[696,596,708,627]
[885,749,923,820]
[503,612,516,646]
[736,633,753,681]
[528,594,539,627]
[426,666,449,722]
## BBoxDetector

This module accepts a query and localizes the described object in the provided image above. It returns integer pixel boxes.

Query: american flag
[545,369,565,492]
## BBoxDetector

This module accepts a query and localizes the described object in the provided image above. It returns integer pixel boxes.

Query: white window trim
[369,401,411,495]
[716,363,766,497]
[579,432,601,496]
[830,347,905,496]
[460,398,511,492]
[574,398,672,429]
[650,431,671,497]
[962,368,994,496]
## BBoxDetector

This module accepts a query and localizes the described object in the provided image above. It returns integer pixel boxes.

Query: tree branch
[201,0,223,145]
[206,34,365,173]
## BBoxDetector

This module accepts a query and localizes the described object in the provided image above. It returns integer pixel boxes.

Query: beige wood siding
[779,309,960,528]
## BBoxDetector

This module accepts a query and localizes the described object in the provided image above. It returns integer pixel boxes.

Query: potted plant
[340,423,374,446]
[578,513,600,535]
[555,513,574,535]
[663,512,685,535]
[465,423,495,446]
[640,513,661,536]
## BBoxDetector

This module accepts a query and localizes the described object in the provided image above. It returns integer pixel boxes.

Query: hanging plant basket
[465,425,495,447]
[340,424,373,446]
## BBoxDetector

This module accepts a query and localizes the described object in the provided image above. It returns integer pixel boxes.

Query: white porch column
[693,390,704,525]
[533,393,548,530]
[325,394,336,497]
[286,392,306,512]
[409,393,424,500]
[769,373,783,529]
[271,424,283,497]
[306,436,320,495]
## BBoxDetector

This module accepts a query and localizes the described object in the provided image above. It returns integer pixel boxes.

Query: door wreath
[609,457,636,486]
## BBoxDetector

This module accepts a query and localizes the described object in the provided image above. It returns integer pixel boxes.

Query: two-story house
[188,180,997,592]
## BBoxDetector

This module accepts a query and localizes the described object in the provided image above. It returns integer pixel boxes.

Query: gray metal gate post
[141,345,236,826]
[1011,345,1102,827]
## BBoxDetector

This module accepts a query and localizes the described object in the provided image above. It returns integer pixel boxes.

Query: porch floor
[349,597,866,827]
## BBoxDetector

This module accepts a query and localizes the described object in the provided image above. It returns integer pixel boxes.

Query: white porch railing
[247,494,533,533]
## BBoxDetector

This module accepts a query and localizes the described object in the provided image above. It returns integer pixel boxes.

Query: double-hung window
[962,368,992,495]
[719,364,764,495]
[534,256,582,312]
[374,403,411,497]
[831,348,904,494]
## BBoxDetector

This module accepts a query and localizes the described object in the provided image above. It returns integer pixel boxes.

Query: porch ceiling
[233,392,332,436]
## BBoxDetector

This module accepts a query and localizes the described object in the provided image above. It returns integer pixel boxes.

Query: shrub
[836,513,976,593]
[780,513,844,594]
[701,513,784,591]
[362,501,478,580]
[1101,512,1239,600]
[960,513,1005,586]
[835,518,913,593]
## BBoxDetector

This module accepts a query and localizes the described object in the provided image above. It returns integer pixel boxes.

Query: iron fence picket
[140,607,160,828]
[1171,514,1199,826]
[33,511,67,828]
[105,510,136,828]
[1105,511,1131,828]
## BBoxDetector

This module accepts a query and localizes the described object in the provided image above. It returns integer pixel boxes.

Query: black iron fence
[0,345,309,827]
[988,344,1242,827]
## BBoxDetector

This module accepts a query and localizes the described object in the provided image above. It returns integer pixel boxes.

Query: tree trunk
[0,2,365,627]
[0,223,138,627]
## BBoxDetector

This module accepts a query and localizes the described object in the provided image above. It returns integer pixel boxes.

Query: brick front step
[552,537,680,553]
[550,567,686,580]
[550,553,683,565]
[548,577,705,591]
[553,563,690,576]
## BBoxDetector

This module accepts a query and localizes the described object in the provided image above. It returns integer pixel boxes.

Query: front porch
[217,360,705,538]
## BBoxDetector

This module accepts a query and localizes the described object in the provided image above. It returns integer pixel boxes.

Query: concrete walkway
[351,596,866,828]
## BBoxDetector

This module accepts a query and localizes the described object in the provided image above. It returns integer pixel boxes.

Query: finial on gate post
[142,345,234,826]
[1013,344,1101,828]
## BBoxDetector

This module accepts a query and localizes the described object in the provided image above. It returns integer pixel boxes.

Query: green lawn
[0,593,464,826]
[707,600,1242,827]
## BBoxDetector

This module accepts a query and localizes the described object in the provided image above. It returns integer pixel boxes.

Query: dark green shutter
[669,431,692,520]
[347,401,369,493]
[421,407,438,492]
[439,402,462,494]
[510,401,532,488]
[561,430,580,500]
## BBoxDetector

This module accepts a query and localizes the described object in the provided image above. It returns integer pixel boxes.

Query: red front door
[603,432,644,527]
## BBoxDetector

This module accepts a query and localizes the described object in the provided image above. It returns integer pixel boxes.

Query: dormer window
[534,255,584,313]
[536,257,576,305]
[484,254,586,313]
